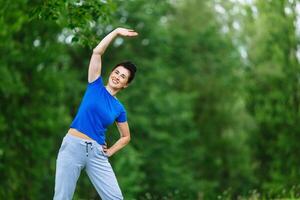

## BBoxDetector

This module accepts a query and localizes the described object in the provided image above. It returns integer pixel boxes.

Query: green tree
[166,0,255,198]
[242,0,300,196]
[0,0,114,199]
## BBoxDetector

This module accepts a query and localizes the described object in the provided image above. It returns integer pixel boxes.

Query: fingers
[124,31,138,37]
[125,30,138,37]
[118,28,138,37]
[102,143,107,152]
[128,32,138,37]
[101,142,112,157]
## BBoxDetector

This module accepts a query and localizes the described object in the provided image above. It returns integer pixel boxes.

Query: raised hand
[115,27,138,37]
[89,27,138,83]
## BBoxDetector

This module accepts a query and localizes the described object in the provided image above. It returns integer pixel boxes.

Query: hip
[67,128,93,140]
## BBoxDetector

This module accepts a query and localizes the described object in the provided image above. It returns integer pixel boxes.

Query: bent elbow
[125,136,131,144]
[93,48,104,55]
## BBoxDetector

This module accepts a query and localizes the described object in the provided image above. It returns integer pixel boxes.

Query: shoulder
[87,75,104,87]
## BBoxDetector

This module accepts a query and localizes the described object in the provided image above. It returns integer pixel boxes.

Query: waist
[68,128,93,140]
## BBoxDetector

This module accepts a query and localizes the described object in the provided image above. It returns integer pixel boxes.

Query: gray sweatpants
[53,134,123,200]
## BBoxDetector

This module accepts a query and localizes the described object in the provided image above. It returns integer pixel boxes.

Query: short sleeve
[116,109,127,123]
[88,76,104,88]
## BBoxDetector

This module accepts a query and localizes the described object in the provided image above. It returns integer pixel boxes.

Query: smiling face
[107,66,131,90]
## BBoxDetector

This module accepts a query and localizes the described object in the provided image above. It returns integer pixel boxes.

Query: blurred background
[1,0,300,199]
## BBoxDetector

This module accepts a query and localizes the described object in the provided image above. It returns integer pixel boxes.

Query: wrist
[113,28,120,36]
[107,148,114,157]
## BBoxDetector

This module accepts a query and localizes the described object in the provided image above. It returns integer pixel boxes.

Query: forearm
[108,136,130,156]
[93,29,118,55]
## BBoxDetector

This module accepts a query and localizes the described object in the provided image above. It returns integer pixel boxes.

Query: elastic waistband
[65,133,102,148]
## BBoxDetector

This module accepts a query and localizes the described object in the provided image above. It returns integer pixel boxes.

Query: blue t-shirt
[70,76,127,144]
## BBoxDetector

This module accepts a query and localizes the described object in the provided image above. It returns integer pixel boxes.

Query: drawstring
[85,141,93,157]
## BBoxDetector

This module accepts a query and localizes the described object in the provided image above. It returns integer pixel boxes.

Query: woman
[53,27,138,200]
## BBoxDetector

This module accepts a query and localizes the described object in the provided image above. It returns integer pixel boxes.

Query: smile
[112,78,119,84]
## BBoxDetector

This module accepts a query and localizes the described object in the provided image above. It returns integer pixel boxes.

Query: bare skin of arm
[88,28,138,83]
[103,122,131,157]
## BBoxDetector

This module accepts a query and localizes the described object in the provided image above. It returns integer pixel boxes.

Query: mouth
[111,77,119,84]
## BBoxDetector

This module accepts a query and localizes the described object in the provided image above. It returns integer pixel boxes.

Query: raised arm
[88,28,138,83]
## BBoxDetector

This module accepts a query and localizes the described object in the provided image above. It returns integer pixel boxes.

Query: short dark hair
[112,61,137,83]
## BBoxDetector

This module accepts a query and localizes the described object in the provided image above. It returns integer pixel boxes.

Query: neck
[105,85,119,96]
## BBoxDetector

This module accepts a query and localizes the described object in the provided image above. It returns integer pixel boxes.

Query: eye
[121,75,126,79]
[115,70,119,74]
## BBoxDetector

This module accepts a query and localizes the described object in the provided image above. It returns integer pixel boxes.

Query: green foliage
[32,0,116,47]
[0,0,83,198]
[1,0,300,199]
[241,0,300,194]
